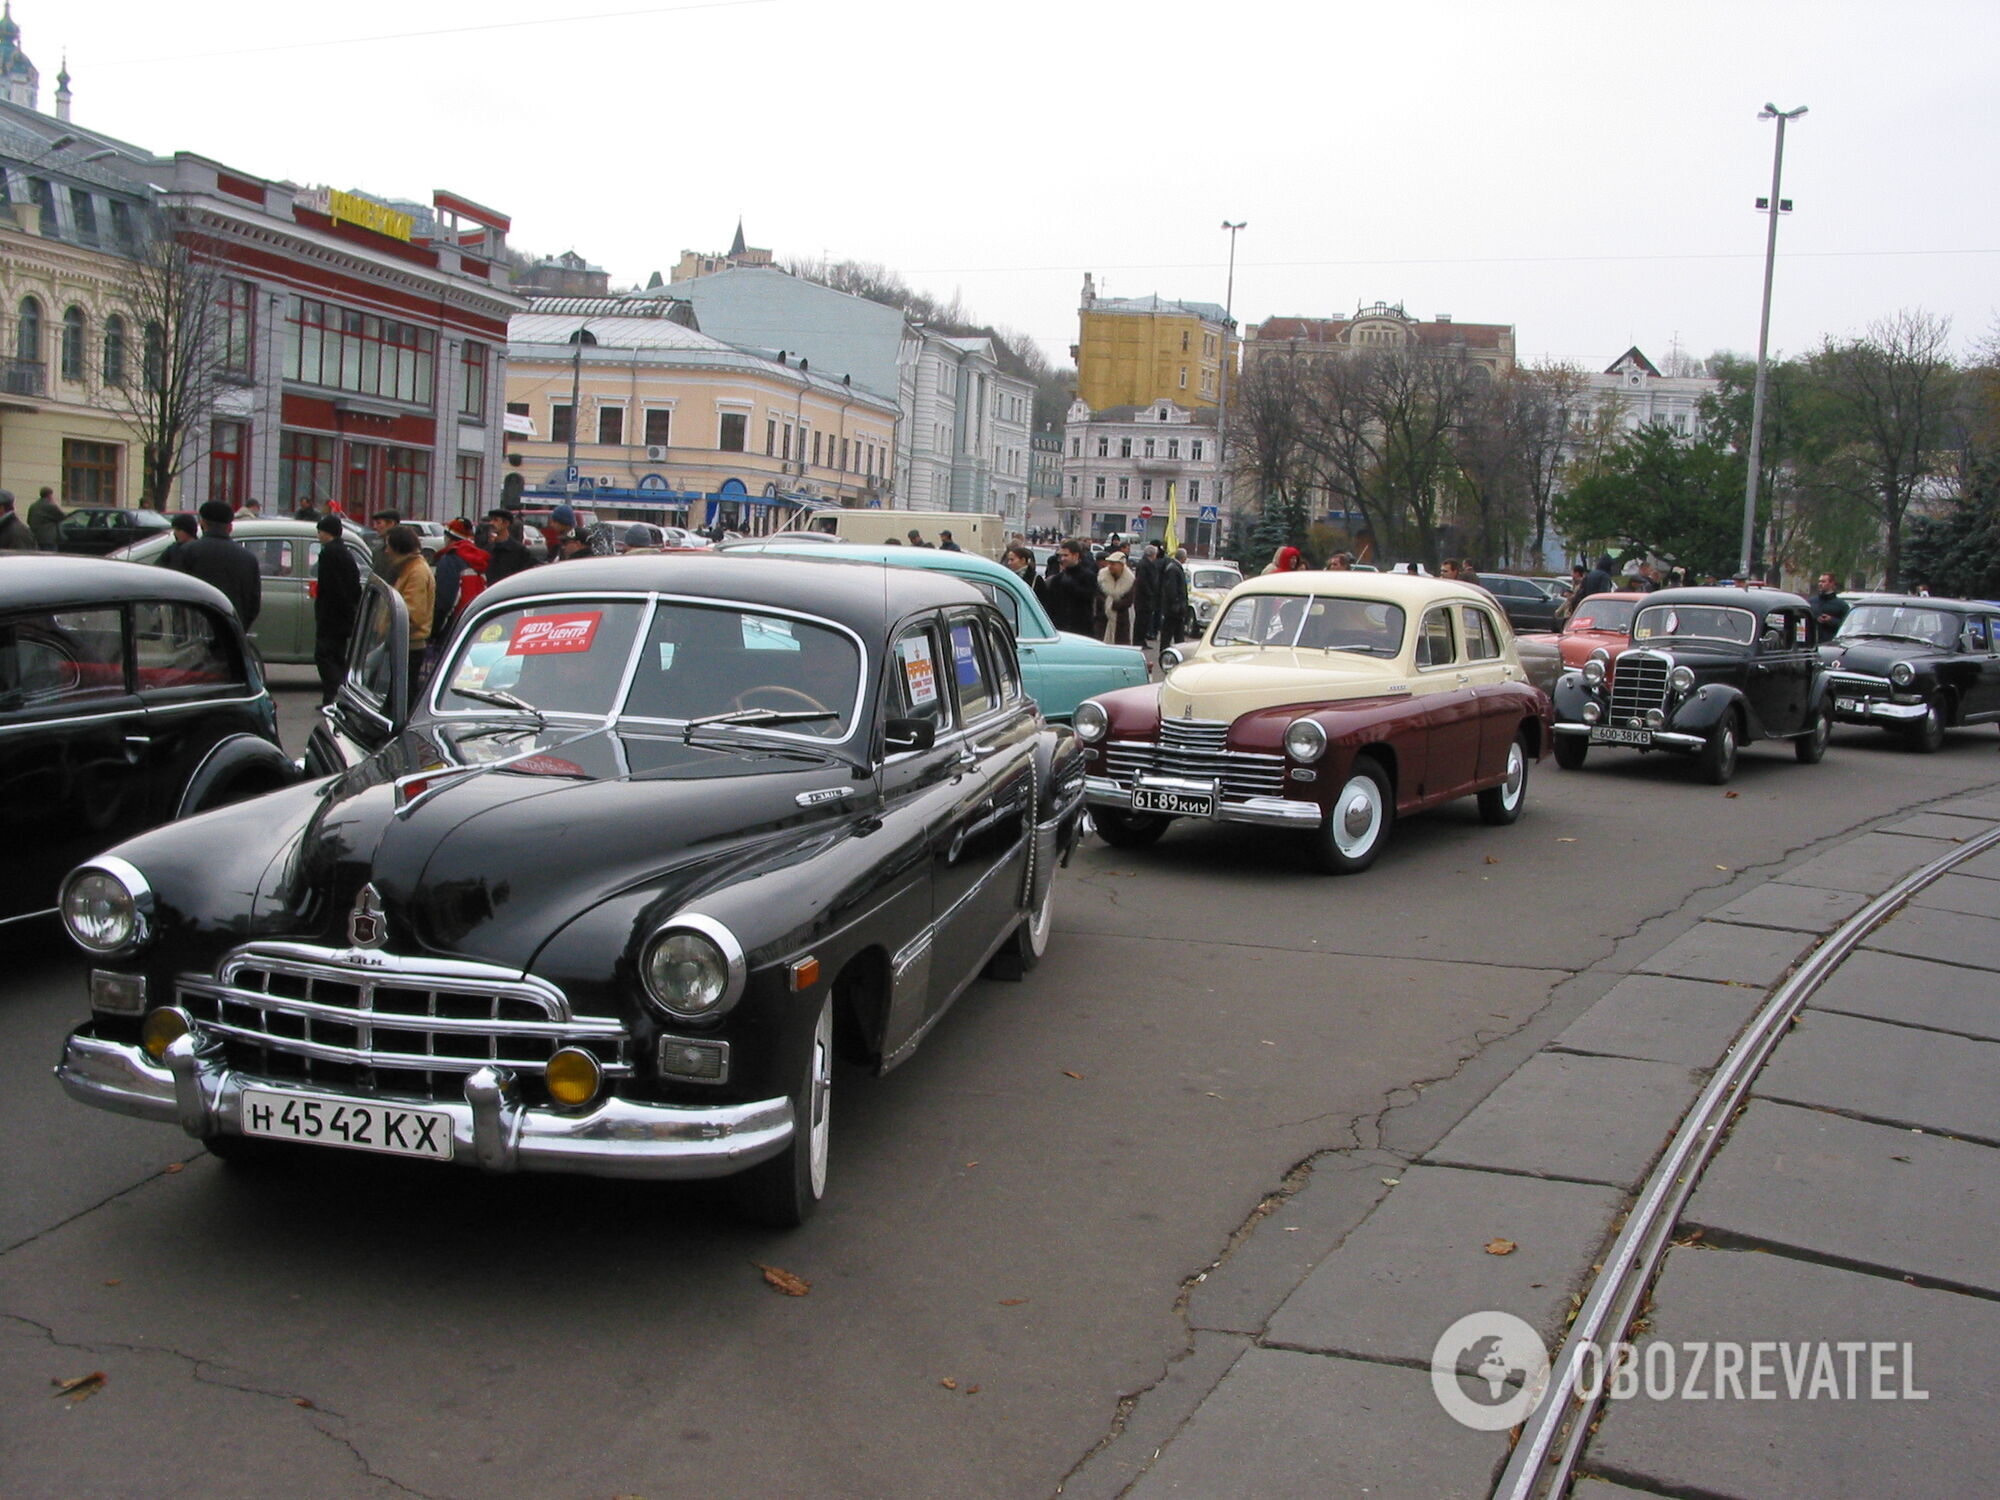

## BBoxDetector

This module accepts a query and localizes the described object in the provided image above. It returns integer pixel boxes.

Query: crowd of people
[1021,539,1193,648]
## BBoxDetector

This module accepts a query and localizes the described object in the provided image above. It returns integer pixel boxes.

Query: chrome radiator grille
[1607,654,1670,723]
[178,942,629,1102]
[1101,717,1287,800]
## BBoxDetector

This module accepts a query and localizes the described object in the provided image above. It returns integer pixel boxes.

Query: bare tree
[1226,354,1318,547]
[106,209,233,510]
[1800,309,1959,588]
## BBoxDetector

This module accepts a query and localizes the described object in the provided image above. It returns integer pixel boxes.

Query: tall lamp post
[1739,103,1806,583]
[1215,220,1245,557]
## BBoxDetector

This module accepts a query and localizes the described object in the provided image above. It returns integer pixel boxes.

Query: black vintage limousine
[56,553,1086,1226]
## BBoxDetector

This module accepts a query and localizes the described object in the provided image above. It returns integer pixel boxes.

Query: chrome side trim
[0,692,270,735]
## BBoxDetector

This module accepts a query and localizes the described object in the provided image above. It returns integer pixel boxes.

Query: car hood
[1823,639,1937,675]
[1161,650,1407,720]
[278,724,868,970]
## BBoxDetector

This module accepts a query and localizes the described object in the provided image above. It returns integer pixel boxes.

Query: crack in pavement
[2,1312,445,1500]
[0,1159,191,1260]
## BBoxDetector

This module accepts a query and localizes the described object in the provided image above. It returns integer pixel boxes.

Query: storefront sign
[329,190,414,243]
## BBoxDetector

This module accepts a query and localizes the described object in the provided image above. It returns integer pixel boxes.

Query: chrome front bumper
[1083,774,1322,828]
[1826,674,1928,722]
[1552,722,1706,750]
[56,1028,794,1181]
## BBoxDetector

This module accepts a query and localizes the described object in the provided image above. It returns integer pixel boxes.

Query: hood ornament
[349,883,388,949]
[1181,701,1194,720]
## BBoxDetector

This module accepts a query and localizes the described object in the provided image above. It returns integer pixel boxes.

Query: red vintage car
[1515,591,1646,694]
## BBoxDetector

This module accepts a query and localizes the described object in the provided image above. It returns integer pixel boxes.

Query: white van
[827,509,1006,559]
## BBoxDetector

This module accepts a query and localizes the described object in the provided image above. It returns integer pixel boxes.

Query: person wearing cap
[543,503,579,560]
[1095,549,1139,644]
[178,500,261,627]
[622,523,663,555]
[0,490,33,550]
[27,485,64,548]
[937,529,962,553]
[431,518,490,647]
[313,514,362,705]
[161,512,199,570]
[484,509,535,584]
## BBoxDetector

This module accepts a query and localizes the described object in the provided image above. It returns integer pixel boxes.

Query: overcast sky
[52,0,2000,377]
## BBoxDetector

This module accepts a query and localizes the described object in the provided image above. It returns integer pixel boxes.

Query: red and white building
[151,154,524,520]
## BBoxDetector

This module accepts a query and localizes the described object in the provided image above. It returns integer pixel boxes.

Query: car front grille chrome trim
[1607,651,1671,724]
[1101,716,1290,802]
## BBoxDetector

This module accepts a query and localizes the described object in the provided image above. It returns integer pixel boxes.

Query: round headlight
[140,1006,191,1062]
[1890,661,1915,688]
[1284,717,1328,763]
[1582,701,1603,724]
[1669,666,1696,694]
[545,1047,603,1107]
[1581,658,1606,687]
[641,919,745,1020]
[1646,708,1666,728]
[61,860,151,955]
[1073,700,1109,745]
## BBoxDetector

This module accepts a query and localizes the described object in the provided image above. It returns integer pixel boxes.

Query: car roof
[1642,585,1812,610]
[0,551,242,614]
[1844,593,1984,615]
[476,550,989,630]
[1237,570,1500,609]
[741,540,1025,586]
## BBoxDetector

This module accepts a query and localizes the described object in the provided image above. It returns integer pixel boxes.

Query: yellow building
[506,297,898,532]
[0,188,150,508]
[1071,273,1236,412]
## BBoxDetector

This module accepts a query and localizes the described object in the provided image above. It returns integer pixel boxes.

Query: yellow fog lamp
[140,1006,192,1063]
[545,1047,603,1107]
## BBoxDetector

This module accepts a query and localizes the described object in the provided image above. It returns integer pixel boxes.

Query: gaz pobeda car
[1075,572,1550,873]
[55,554,1086,1226]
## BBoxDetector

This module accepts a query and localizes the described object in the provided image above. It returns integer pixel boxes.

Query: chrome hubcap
[1503,744,1524,804]
[807,1002,831,1198]
[1333,776,1383,856]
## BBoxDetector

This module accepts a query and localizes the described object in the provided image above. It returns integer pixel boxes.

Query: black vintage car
[55,553,1085,1226]
[56,505,174,556]
[1821,595,2000,751]
[1,555,293,929]
[1550,586,1832,784]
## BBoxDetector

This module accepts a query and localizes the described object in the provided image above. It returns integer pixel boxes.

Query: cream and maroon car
[1075,572,1551,873]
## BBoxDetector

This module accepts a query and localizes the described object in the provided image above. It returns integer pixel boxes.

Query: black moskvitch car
[56,553,1086,1226]
[1,555,293,930]
[1551,587,1832,784]
[1821,595,2000,752]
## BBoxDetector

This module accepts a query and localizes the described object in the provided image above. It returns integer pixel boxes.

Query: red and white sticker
[508,612,602,656]
[899,636,937,706]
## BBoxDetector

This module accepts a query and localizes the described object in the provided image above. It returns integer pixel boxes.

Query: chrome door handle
[124,735,151,748]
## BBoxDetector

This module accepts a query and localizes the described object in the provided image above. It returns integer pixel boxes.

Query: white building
[1580,346,1719,439]
[899,327,1033,528]
[1060,397,1223,549]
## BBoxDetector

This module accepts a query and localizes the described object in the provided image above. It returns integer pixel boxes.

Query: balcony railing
[1,358,46,398]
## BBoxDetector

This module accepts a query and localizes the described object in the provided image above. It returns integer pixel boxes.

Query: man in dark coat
[1567,554,1615,617]
[160,512,198,570]
[484,509,536,584]
[1134,543,1164,643]
[313,514,362,705]
[1811,572,1850,638]
[1049,540,1098,636]
[1158,547,1190,649]
[178,500,261,628]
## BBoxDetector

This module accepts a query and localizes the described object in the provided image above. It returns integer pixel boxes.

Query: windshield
[1633,604,1756,645]
[1211,593,1406,656]
[439,599,864,739]
[1190,567,1241,591]
[1836,605,1962,650]
[1566,599,1638,635]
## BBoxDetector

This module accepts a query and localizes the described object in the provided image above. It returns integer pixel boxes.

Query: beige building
[506,296,898,532]
[1244,301,1516,376]
[1072,274,1236,412]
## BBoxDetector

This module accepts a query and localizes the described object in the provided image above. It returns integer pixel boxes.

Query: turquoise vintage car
[724,540,1150,721]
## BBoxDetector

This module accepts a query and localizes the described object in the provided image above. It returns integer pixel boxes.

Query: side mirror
[883,718,935,755]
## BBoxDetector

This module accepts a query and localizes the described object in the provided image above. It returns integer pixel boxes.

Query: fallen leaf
[963,1161,979,1169]
[755,1263,811,1297]
[1484,855,1500,865]
[940,1377,958,1390]
[293,1397,316,1409]
[1890,1154,1911,1163]
[1556,837,1578,843]
[965,1384,981,1395]
[1724,790,1739,799]
[1380,1178,1401,1186]
[52,1372,106,1402]
[163,1163,185,1174]
[1529,1283,1544,1289]
[1062,1070,1083,1080]
[1715,865,1730,871]
[999,1298,1027,1306]
[102,1279,120,1287]
[1484,1238,1518,1256]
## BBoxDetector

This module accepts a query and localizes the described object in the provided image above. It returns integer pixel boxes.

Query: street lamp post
[1215,220,1245,557]
[1739,103,1806,583]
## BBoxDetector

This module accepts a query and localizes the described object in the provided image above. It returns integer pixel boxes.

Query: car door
[131,598,261,815]
[0,603,152,920]
[328,574,410,758]
[237,536,301,661]
[1459,601,1519,781]
[1405,603,1481,802]
[1746,608,1810,733]
[1964,615,2000,721]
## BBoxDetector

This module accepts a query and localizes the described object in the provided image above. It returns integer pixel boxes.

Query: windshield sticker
[899,636,938,706]
[951,624,981,685]
[509,612,602,656]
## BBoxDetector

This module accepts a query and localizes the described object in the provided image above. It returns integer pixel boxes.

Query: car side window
[973,580,1021,634]
[243,539,293,578]
[0,607,128,710]
[1416,607,1457,668]
[889,622,949,733]
[985,616,1021,705]
[949,616,998,721]
[133,603,243,693]
[1963,616,1991,653]
[1461,606,1502,661]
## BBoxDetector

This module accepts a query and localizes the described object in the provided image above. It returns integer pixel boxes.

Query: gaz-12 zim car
[1074,572,1550,873]
[55,554,1086,1226]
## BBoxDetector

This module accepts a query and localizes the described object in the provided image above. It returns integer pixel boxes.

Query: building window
[30,177,54,236]
[280,431,335,510]
[719,412,747,452]
[16,296,41,366]
[457,454,483,515]
[459,340,488,418]
[63,439,119,506]
[1117,478,1130,501]
[220,279,255,376]
[1143,438,1155,458]
[109,199,134,248]
[70,187,97,241]
[1140,479,1152,502]
[102,315,127,386]
[644,408,672,448]
[1191,440,1204,461]
[1094,476,1106,500]
[1096,436,1108,457]
[284,296,436,405]
[384,446,430,512]
[1188,481,1200,504]
[60,305,84,382]
[1181,331,1189,351]
[813,431,823,467]
[209,421,248,506]
[597,405,624,446]
[1069,476,1078,498]
[550,403,574,445]
[1119,438,1132,458]
[506,400,529,419]
[1070,437,1080,457]
[780,424,792,461]
[1167,438,1179,459]
[143,322,165,391]
[840,437,849,471]
[765,417,776,455]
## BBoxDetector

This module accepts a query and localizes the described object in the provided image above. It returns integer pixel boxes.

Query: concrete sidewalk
[1066,792,2000,1499]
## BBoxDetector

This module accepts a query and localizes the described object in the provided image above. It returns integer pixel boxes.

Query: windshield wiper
[680,708,837,741]
[452,687,547,726]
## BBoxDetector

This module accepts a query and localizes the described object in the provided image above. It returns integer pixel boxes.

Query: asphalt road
[6,676,2000,1499]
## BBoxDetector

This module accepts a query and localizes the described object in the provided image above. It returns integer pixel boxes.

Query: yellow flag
[1164,480,1179,554]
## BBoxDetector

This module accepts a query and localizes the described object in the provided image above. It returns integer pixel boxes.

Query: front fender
[1551,673,1596,722]
[1667,683,1746,736]
[175,734,300,819]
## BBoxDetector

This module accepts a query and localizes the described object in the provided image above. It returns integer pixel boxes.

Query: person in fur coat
[1095,550,1139,644]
